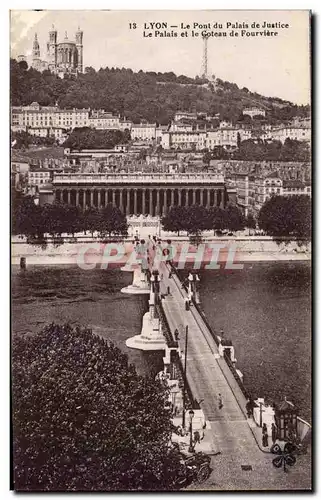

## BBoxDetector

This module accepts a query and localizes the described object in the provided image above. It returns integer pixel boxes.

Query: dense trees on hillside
[258,195,311,243]
[13,323,182,491]
[10,59,310,126]
[231,138,311,162]
[201,138,310,163]
[63,128,131,149]
[11,130,56,148]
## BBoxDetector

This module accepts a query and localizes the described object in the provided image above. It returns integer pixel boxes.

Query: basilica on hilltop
[31,25,83,77]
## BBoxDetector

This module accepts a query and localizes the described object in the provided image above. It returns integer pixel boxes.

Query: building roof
[283,180,305,189]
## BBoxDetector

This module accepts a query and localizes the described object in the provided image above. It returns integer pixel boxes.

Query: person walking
[271,423,277,444]
[245,398,254,418]
[262,429,269,448]
[218,393,223,410]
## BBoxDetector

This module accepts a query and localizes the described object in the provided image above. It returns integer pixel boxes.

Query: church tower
[47,25,57,72]
[32,33,41,71]
[75,27,83,73]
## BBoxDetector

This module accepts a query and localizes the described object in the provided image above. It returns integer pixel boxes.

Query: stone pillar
[67,189,71,205]
[185,189,189,207]
[149,189,153,216]
[192,188,196,205]
[207,189,211,208]
[97,189,101,209]
[112,189,116,206]
[120,189,124,213]
[134,188,138,214]
[220,189,224,208]
[90,189,94,207]
[126,189,130,215]
[142,188,146,215]
[156,189,160,216]
[170,188,175,207]
[163,189,167,215]
[75,189,79,207]
[178,189,182,206]
[200,189,204,206]
[213,190,218,207]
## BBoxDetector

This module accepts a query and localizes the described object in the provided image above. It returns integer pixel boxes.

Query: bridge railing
[168,260,252,401]
[223,352,251,400]
[156,300,178,349]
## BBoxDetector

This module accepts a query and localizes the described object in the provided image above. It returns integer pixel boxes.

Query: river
[11,261,311,421]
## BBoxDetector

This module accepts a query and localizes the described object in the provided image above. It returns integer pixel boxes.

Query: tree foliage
[10,59,310,126]
[12,197,128,241]
[258,195,311,242]
[63,128,129,150]
[12,323,181,491]
[233,138,310,162]
[161,204,246,235]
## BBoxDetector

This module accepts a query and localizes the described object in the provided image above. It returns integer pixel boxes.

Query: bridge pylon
[125,269,167,350]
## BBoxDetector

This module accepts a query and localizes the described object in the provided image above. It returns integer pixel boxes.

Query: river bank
[11,235,310,266]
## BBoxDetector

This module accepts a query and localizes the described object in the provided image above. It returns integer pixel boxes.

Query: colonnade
[54,186,225,216]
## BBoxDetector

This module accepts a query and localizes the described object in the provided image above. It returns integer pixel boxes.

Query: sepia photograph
[10,9,312,491]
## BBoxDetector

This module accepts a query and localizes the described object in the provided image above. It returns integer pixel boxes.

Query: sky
[10,10,310,105]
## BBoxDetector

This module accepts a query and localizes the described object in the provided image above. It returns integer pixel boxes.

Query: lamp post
[182,325,189,428]
[188,409,195,453]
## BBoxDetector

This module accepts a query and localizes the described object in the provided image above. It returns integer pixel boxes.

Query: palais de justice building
[52,173,227,216]
[32,26,83,76]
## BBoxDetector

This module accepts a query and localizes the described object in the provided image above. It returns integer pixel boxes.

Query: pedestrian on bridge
[218,393,223,410]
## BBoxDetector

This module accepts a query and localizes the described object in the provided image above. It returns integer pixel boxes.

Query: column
[185,189,189,207]
[149,189,153,216]
[207,189,211,208]
[200,189,204,206]
[142,189,146,215]
[220,189,224,208]
[120,189,124,213]
[213,190,218,207]
[67,189,71,205]
[126,189,130,215]
[163,189,167,216]
[170,189,175,207]
[90,189,94,207]
[178,189,182,206]
[156,189,160,216]
[75,189,79,207]
[192,188,196,205]
[97,189,101,209]
[112,189,116,206]
[134,189,138,214]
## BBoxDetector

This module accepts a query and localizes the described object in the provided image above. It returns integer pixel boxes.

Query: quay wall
[11,235,310,266]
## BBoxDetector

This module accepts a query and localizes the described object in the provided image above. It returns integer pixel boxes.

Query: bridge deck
[155,259,311,489]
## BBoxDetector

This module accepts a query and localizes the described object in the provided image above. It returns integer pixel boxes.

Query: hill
[10,59,310,126]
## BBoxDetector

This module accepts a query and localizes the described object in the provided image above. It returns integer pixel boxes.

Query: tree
[99,204,128,238]
[202,151,212,167]
[246,213,257,235]
[83,207,101,236]
[12,195,45,241]
[208,206,228,234]
[258,195,311,243]
[225,205,246,233]
[161,206,187,236]
[12,324,182,491]
[183,205,210,235]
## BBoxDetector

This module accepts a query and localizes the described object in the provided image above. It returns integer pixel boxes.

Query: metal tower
[201,35,208,79]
